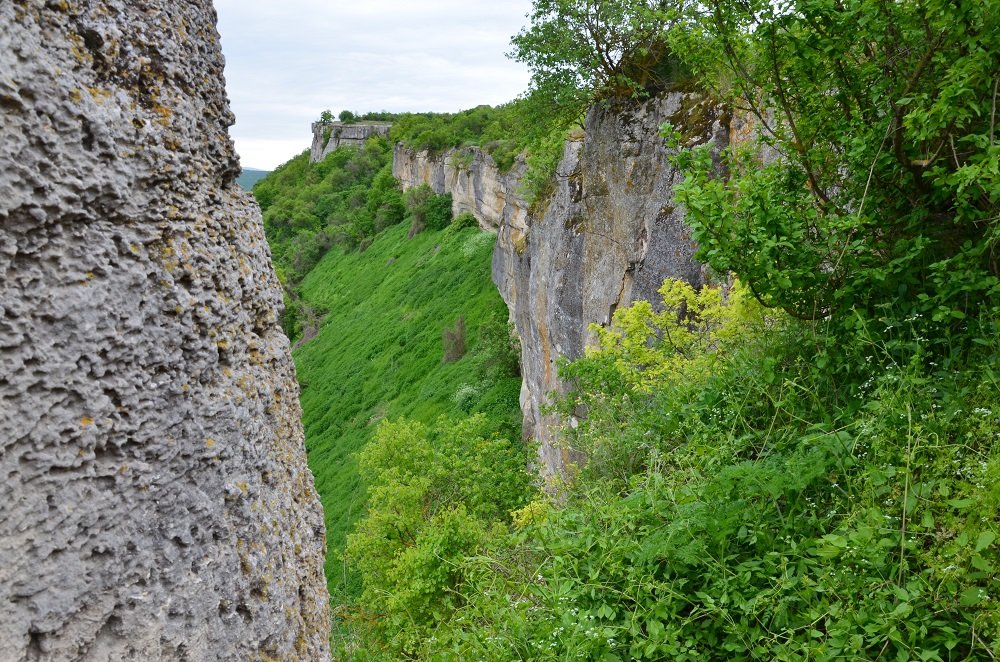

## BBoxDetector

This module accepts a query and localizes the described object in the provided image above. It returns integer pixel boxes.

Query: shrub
[404,184,453,236]
[345,415,533,657]
[443,315,466,363]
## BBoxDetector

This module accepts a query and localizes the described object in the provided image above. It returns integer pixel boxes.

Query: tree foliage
[511,0,687,118]
[672,0,1000,343]
[345,415,533,657]
[254,137,404,284]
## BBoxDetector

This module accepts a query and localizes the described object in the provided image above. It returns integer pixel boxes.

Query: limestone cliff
[394,93,728,479]
[392,145,528,232]
[310,121,391,163]
[0,2,330,660]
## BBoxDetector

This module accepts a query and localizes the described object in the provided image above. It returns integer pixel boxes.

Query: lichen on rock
[0,1,331,660]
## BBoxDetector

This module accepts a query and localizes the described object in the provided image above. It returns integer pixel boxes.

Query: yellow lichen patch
[88,87,112,104]
[68,88,82,103]
[80,416,95,427]
[205,438,216,448]
[512,229,528,256]
[152,103,172,126]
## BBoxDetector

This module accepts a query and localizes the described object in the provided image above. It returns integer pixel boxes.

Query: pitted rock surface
[393,93,727,479]
[0,2,331,660]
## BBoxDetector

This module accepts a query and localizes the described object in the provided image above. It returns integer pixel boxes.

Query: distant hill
[236,168,269,191]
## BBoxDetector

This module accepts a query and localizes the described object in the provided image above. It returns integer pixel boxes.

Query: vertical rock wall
[493,94,728,478]
[0,2,331,660]
[392,144,528,232]
[309,122,391,163]
[394,93,728,479]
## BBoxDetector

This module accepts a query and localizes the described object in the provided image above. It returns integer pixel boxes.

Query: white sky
[214,1,535,170]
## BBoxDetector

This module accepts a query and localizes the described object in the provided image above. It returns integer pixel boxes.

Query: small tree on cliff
[510,0,690,120]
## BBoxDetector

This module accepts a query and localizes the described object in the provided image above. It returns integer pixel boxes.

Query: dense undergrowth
[343,279,1000,660]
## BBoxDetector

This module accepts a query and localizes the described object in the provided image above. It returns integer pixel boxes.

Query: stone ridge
[392,144,528,233]
[309,122,392,163]
[0,2,331,660]
[393,93,727,479]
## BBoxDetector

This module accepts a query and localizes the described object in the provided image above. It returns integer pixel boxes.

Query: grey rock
[394,93,727,479]
[310,122,391,163]
[0,2,331,660]
[392,144,528,232]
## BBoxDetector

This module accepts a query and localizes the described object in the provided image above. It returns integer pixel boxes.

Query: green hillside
[293,222,522,591]
[253,139,526,621]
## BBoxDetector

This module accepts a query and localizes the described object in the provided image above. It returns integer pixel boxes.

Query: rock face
[0,2,331,660]
[310,122,391,163]
[392,144,528,232]
[394,93,728,479]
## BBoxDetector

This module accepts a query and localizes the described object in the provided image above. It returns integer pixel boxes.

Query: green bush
[403,184,453,235]
[344,415,533,658]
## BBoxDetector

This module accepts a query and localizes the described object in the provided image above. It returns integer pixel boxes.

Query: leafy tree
[346,415,533,656]
[672,0,1000,343]
[318,109,334,124]
[510,0,687,119]
[404,184,453,235]
[338,109,357,123]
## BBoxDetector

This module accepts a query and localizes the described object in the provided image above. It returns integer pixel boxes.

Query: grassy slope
[292,221,514,594]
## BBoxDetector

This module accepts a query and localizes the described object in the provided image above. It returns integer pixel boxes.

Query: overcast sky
[214,1,534,170]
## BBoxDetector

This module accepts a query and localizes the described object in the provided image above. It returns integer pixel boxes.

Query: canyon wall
[392,144,528,233]
[310,122,391,163]
[0,2,330,660]
[394,93,728,479]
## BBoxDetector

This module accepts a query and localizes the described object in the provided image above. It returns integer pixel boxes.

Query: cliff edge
[394,93,728,479]
[0,2,331,660]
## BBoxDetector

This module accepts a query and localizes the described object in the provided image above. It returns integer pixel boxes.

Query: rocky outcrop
[310,122,391,162]
[392,145,528,232]
[394,93,728,479]
[0,2,330,660]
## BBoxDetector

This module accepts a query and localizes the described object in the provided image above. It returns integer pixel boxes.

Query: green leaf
[959,587,982,606]
[975,531,996,552]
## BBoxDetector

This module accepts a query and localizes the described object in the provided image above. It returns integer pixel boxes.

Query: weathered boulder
[0,2,331,660]
[393,93,727,479]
